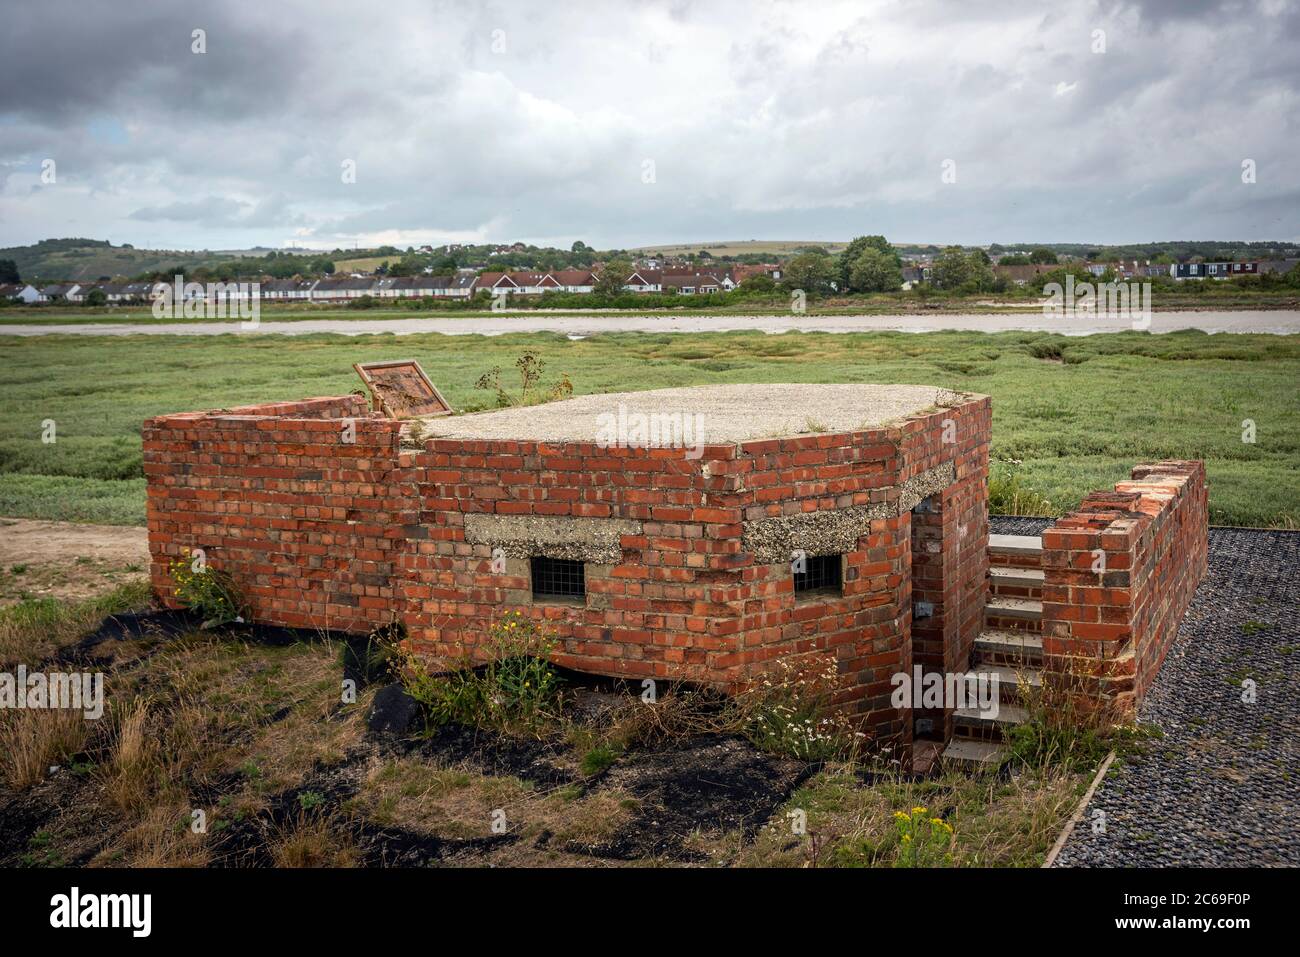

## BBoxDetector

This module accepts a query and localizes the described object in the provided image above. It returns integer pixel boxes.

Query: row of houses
[0,281,163,304]
[469,263,783,296]
[260,268,761,300]
[1,263,786,304]
[994,259,1298,286]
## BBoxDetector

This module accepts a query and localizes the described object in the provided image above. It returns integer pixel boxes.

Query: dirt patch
[0,518,147,566]
[0,519,148,605]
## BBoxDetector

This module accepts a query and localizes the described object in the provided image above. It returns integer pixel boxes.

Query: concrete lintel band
[741,461,957,563]
[463,513,643,564]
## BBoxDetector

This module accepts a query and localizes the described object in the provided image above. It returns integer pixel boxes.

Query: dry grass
[349,755,636,853]
[100,698,157,814]
[0,707,90,789]
[270,813,358,868]
[1003,656,1140,775]
[572,685,728,756]
[96,803,212,868]
[116,632,365,797]
[352,757,532,839]
[721,762,1086,868]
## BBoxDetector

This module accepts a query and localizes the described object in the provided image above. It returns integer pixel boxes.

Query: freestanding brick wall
[144,385,992,759]
[144,396,409,635]
[1040,460,1208,714]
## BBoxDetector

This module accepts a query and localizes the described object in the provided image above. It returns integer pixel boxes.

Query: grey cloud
[129,196,250,224]
[0,0,1297,250]
[0,0,311,121]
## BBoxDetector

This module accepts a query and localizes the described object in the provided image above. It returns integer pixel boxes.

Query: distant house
[1115,261,1167,279]
[309,278,346,300]
[262,279,318,301]
[901,265,930,289]
[89,282,153,303]
[338,277,378,299]
[470,271,599,296]
[475,271,526,294]
[374,277,413,298]
[547,270,597,293]
[1169,261,1259,280]
[623,269,662,293]
[732,263,783,284]
[1175,260,1211,278]
[416,276,457,297]
[662,270,733,294]
[372,276,454,298]
[38,283,81,302]
[0,283,40,303]
[310,277,377,300]
[1217,261,1259,277]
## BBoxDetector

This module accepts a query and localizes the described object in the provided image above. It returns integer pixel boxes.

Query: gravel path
[990,516,1300,867]
[2,309,1298,337]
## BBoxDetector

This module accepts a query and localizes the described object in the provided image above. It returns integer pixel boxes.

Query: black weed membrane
[43,605,392,686]
[44,608,203,669]
[565,735,817,862]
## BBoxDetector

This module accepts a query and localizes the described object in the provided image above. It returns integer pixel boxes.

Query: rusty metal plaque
[353,359,452,419]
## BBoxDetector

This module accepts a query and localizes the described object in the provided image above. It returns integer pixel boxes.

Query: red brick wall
[898,401,991,741]
[144,396,408,635]
[1040,461,1208,713]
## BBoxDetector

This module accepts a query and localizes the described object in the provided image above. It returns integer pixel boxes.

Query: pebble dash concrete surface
[993,517,1300,867]
[415,383,955,444]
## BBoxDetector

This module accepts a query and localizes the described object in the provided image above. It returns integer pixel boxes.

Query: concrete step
[940,738,1004,768]
[985,596,1043,633]
[988,533,1043,557]
[989,565,1045,598]
[985,596,1043,620]
[953,702,1030,740]
[975,629,1043,666]
[988,534,1044,571]
[973,661,1041,702]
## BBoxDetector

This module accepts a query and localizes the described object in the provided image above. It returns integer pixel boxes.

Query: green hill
[0,238,270,283]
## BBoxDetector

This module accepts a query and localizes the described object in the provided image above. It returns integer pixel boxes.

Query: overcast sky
[2,0,1298,252]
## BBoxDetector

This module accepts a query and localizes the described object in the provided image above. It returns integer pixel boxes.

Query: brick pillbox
[145,383,992,758]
